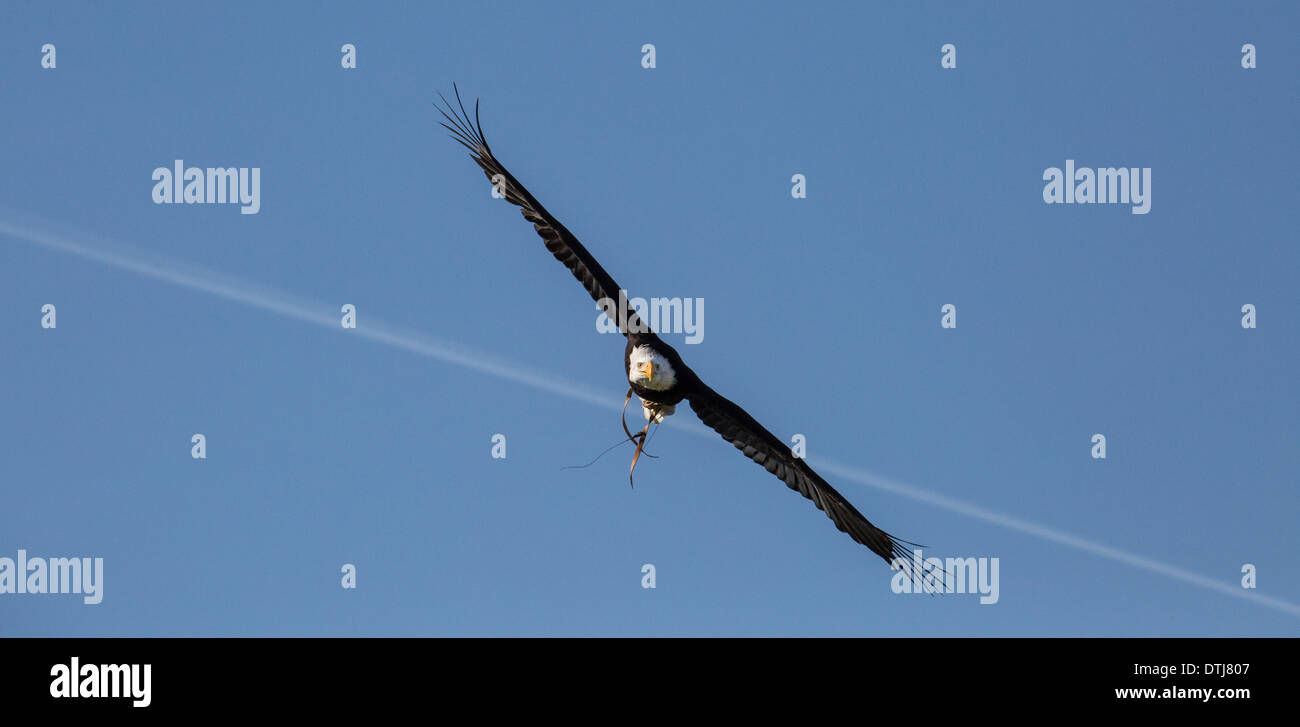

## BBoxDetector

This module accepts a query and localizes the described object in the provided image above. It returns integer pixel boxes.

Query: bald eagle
[438,87,924,574]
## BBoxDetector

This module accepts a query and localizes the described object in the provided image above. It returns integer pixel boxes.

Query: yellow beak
[640,361,654,383]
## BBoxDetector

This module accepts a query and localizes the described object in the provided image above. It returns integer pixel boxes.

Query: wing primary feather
[438,123,480,154]
[453,83,482,148]
[435,104,476,148]
[474,98,487,148]
[439,99,480,149]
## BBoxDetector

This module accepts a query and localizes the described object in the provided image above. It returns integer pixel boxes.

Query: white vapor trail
[4,218,1296,620]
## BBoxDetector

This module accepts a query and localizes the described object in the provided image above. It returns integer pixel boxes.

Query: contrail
[4,217,1296,620]
[811,461,1300,617]
[0,219,612,410]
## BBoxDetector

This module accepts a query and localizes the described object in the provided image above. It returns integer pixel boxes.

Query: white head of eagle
[628,344,677,422]
[628,345,677,391]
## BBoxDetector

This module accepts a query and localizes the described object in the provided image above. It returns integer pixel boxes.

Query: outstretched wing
[686,377,923,572]
[437,86,647,337]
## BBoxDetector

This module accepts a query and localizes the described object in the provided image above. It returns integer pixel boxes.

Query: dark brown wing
[686,377,923,571]
[437,86,647,337]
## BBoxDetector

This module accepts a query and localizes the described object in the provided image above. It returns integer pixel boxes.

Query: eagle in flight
[438,86,926,576]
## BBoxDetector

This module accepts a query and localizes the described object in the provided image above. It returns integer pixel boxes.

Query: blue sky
[1,2,1296,636]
